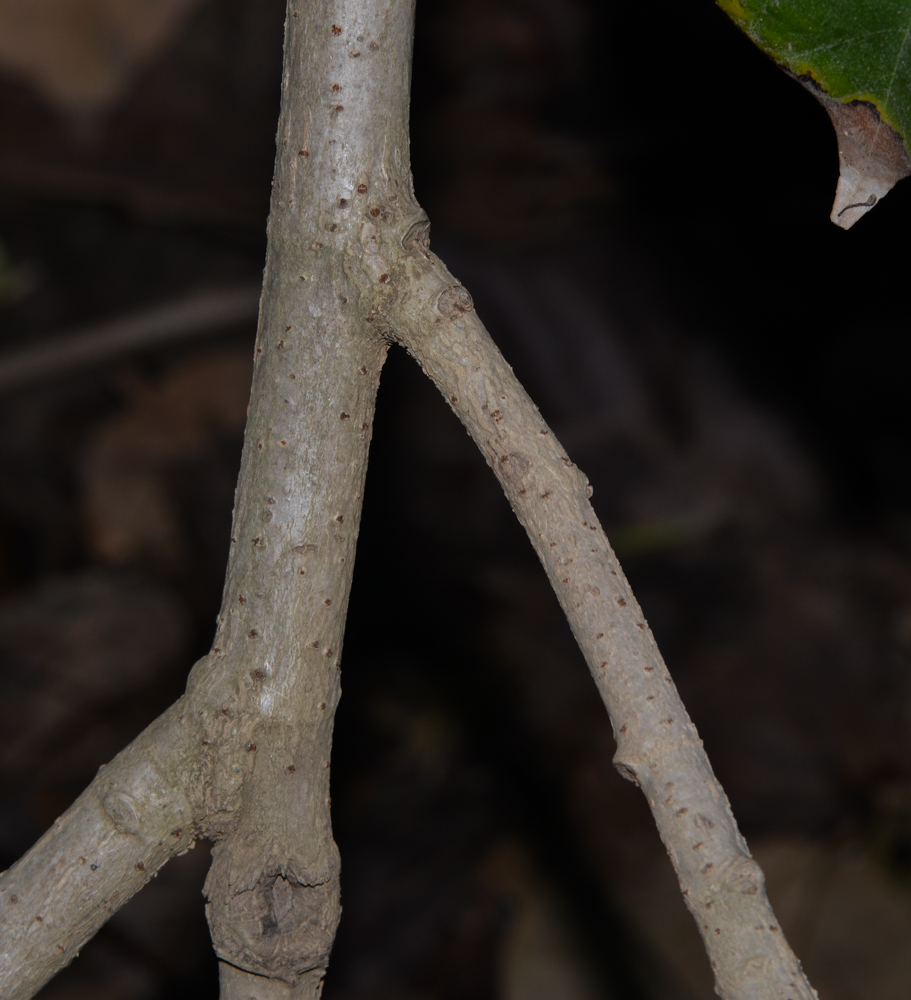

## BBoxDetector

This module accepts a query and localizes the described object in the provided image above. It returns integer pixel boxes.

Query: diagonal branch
[0,702,199,1000]
[383,248,818,1000]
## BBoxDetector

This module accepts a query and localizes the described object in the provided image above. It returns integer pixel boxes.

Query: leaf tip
[794,77,911,229]
[829,124,910,226]
[823,95,910,229]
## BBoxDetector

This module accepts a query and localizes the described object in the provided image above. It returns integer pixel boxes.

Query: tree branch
[219,963,325,998]
[0,1,821,999]
[2,0,413,997]
[0,702,198,1000]
[383,250,818,1000]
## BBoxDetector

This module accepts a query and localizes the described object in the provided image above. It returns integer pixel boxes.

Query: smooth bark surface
[0,2,819,999]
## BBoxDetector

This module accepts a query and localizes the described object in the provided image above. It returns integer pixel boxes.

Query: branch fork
[1,2,818,999]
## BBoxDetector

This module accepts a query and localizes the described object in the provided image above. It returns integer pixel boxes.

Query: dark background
[1,1,911,998]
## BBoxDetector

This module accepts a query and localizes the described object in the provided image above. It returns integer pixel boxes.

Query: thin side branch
[384,249,818,1000]
[0,702,199,1000]
[0,286,260,393]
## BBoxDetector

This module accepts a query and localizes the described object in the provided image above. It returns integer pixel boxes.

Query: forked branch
[0,1,818,999]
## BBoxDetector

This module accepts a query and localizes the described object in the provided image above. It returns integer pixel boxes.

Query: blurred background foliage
[2,1,911,998]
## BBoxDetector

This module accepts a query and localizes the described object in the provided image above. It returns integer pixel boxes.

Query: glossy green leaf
[718,0,911,227]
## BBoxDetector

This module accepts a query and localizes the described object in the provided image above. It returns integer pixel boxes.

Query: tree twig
[0,703,198,1000]
[384,249,818,1000]
[0,286,260,393]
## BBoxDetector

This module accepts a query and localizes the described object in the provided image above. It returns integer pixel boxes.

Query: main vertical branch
[198,0,423,994]
[0,1,424,997]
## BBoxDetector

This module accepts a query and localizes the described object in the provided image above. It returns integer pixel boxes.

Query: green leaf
[719,0,911,228]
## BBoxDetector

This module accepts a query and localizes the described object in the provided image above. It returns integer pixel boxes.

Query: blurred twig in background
[0,286,259,392]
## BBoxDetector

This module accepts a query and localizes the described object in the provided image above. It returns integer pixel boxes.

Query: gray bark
[219,962,326,998]
[386,260,818,1000]
[0,2,818,999]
